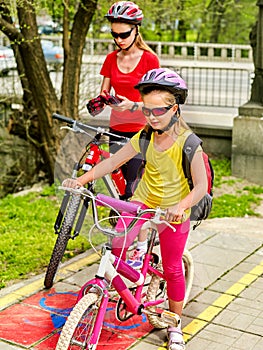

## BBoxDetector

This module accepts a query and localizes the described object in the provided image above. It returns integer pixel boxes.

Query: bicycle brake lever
[152,208,176,232]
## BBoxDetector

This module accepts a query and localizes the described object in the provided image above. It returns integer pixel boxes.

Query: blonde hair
[135,32,156,55]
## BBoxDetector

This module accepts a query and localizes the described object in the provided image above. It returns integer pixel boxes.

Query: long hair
[135,32,156,56]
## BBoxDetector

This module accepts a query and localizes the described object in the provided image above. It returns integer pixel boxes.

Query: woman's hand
[62,178,83,189]
[109,95,134,112]
[165,204,186,223]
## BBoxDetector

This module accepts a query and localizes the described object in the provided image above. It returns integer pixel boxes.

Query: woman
[88,1,160,200]
[64,68,207,350]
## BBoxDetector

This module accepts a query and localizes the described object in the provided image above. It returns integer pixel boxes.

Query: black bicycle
[44,113,128,288]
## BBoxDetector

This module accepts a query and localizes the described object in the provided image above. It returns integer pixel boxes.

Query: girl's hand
[62,178,83,189]
[165,204,186,223]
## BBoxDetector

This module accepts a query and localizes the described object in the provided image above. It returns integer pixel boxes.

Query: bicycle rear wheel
[44,195,82,288]
[56,293,102,350]
[146,249,194,329]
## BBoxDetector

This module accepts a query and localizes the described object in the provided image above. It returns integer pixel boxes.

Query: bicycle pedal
[160,310,181,327]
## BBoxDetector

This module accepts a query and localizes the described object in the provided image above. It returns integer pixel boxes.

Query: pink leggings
[112,203,190,302]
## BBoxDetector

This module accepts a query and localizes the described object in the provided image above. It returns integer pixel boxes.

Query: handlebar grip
[52,113,74,124]
[96,194,141,215]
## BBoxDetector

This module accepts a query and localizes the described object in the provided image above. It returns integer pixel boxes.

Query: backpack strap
[182,133,202,190]
[139,125,153,162]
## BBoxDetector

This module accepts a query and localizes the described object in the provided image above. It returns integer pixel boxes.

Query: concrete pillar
[232,103,263,185]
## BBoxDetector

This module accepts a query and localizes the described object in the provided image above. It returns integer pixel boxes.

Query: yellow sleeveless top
[130,128,198,215]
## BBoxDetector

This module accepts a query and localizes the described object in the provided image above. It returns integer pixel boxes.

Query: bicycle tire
[146,249,194,329]
[44,195,82,288]
[56,293,101,350]
[182,248,194,304]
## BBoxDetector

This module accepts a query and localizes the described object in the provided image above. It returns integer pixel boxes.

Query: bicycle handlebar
[52,113,129,143]
[58,186,174,236]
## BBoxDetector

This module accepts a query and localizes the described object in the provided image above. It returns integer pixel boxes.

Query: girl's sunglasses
[142,104,174,117]
[111,27,135,39]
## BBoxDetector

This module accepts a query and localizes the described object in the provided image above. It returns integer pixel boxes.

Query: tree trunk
[61,0,97,118]
[0,0,97,187]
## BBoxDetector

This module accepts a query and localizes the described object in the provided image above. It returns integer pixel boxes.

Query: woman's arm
[100,77,111,94]
[62,142,137,188]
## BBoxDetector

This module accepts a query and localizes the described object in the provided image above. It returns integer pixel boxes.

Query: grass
[209,158,263,218]
[0,158,262,289]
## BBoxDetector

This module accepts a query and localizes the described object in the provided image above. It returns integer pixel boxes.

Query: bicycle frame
[53,113,129,238]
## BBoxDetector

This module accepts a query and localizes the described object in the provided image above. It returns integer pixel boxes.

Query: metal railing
[80,62,253,108]
[0,60,253,110]
[84,39,253,63]
[1,35,251,63]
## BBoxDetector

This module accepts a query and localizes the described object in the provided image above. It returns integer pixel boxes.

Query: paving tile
[240,279,263,301]
[0,342,22,350]
[221,269,249,283]
[204,232,261,253]
[191,244,246,270]
[231,332,262,350]
[193,290,223,305]
[208,279,236,293]
[192,262,223,289]
[235,261,260,274]
[213,308,255,331]
[62,263,99,286]
[194,323,242,346]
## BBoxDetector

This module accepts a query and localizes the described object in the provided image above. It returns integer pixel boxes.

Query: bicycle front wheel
[56,293,102,350]
[44,194,82,288]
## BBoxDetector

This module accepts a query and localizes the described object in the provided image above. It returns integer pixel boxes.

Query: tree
[0,0,97,184]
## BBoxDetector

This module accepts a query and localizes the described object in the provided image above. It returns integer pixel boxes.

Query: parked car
[0,45,17,76]
[38,25,54,35]
[41,40,63,70]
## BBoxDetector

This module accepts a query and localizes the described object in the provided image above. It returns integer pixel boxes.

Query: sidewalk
[0,217,262,350]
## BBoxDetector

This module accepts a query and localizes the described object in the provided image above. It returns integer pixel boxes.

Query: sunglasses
[142,104,174,117]
[111,27,135,39]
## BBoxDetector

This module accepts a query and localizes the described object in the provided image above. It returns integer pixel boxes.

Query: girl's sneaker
[126,249,146,269]
[167,326,185,350]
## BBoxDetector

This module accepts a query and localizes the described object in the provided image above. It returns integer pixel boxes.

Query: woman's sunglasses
[142,104,174,117]
[111,27,135,39]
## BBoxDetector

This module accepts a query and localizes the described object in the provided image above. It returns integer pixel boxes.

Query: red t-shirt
[100,50,160,132]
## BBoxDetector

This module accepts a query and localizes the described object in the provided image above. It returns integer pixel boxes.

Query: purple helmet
[105,1,143,25]
[135,68,188,104]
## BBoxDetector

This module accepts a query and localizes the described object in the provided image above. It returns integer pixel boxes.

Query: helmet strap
[155,112,179,135]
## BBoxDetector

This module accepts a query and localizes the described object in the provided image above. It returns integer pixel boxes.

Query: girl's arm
[62,142,137,188]
[165,151,208,222]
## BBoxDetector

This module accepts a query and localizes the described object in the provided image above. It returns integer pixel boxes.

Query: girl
[64,68,207,349]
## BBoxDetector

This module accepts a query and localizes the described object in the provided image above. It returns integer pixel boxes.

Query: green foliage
[209,193,261,218]
[0,186,90,289]
[209,157,263,218]
[210,158,231,187]
[95,0,258,44]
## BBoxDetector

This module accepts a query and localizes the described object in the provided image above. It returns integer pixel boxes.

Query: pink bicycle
[55,187,194,350]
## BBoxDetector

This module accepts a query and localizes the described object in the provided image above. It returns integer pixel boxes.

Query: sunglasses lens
[152,108,167,116]
[111,31,118,38]
[120,32,130,39]
[111,28,133,39]
[142,107,150,117]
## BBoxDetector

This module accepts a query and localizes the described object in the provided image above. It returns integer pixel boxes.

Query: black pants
[109,128,143,200]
